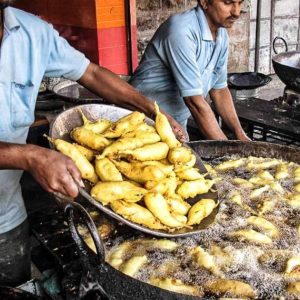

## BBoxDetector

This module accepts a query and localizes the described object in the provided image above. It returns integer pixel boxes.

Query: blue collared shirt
[130,5,228,128]
[0,7,90,233]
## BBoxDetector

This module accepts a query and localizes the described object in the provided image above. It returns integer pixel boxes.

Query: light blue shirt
[0,7,90,233]
[130,5,228,128]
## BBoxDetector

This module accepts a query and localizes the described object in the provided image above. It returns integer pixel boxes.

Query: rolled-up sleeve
[162,31,203,97]
[44,26,90,81]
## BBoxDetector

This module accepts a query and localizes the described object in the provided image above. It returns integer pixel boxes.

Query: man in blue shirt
[130,0,249,141]
[0,0,186,286]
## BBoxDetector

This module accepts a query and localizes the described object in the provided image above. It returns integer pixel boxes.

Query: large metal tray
[49,104,219,238]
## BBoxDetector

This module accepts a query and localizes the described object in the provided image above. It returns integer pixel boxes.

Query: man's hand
[25,145,82,198]
[162,111,189,142]
[235,130,251,141]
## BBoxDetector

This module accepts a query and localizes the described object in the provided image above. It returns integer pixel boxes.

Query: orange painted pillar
[14,0,137,75]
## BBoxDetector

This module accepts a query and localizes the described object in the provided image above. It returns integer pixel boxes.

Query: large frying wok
[59,140,300,300]
[272,36,300,92]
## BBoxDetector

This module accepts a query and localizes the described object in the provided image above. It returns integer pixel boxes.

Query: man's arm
[0,142,81,197]
[210,87,250,141]
[78,63,188,141]
[184,95,227,140]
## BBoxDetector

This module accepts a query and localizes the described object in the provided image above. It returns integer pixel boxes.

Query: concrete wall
[249,0,300,74]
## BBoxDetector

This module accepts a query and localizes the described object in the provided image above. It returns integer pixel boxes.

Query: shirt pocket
[10,81,35,128]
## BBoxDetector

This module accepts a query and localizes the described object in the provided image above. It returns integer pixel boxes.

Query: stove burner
[283,86,300,107]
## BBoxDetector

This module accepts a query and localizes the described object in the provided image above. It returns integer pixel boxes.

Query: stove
[234,87,300,147]
[187,82,300,146]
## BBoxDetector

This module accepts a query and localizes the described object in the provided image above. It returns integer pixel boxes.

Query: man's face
[0,0,16,9]
[202,0,244,29]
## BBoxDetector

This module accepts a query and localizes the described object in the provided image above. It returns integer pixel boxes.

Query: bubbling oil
[85,155,300,299]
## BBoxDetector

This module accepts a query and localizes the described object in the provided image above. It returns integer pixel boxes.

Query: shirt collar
[196,5,214,42]
[4,7,20,32]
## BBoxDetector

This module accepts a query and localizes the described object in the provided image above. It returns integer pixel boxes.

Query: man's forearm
[210,88,246,139]
[78,63,155,118]
[184,95,227,140]
[0,142,34,170]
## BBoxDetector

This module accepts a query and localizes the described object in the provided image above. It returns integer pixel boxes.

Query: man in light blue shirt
[0,0,186,286]
[130,0,249,141]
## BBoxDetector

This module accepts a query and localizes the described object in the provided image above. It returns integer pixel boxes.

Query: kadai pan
[49,104,219,238]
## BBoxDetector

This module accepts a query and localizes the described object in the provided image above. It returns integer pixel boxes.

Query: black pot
[61,140,300,300]
[272,36,300,92]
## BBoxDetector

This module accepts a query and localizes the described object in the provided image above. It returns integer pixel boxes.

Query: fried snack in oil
[231,177,254,189]
[168,146,192,164]
[215,158,245,172]
[191,246,223,277]
[71,127,111,151]
[210,245,233,271]
[295,183,300,193]
[102,111,145,138]
[275,163,290,180]
[247,216,279,238]
[110,200,165,230]
[119,255,148,277]
[154,102,181,149]
[286,194,300,208]
[91,181,147,205]
[120,142,169,161]
[95,157,123,182]
[176,167,204,181]
[72,143,96,161]
[294,166,300,183]
[79,109,112,134]
[246,158,281,171]
[144,193,186,228]
[249,185,270,199]
[286,282,300,295]
[229,192,257,215]
[285,256,300,277]
[137,239,179,251]
[52,138,98,184]
[187,199,216,226]
[270,182,285,194]
[204,163,217,177]
[229,229,272,244]
[249,176,273,186]
[107,241,132,269]
[149,278,201,296]
[257,170,275,180]
[112,160,167,183]
[257,197,275,215]
[177,178,214,199]
[205,279,255,298]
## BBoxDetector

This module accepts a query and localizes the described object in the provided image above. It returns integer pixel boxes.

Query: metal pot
[61,140,300,300]
[272,36,300,92]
